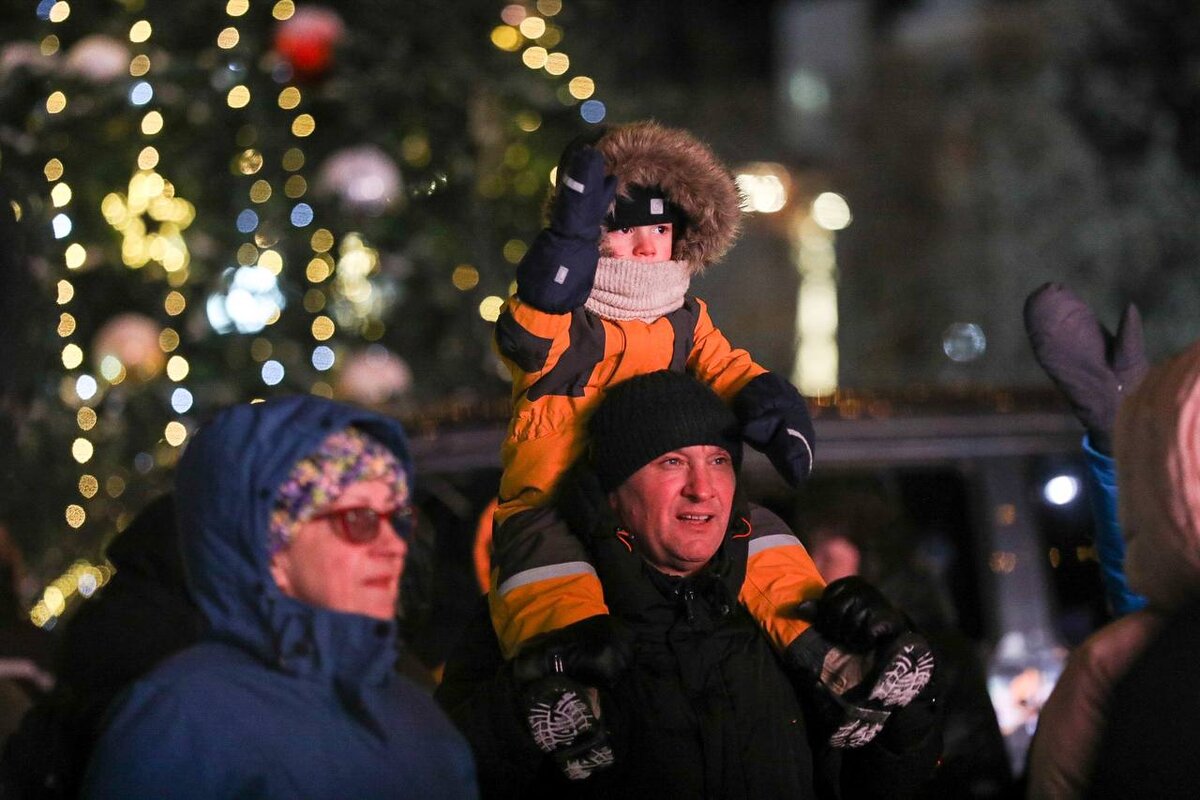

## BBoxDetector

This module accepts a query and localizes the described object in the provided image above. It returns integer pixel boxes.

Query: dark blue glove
[733,371,815,487]
[517,147,618,313]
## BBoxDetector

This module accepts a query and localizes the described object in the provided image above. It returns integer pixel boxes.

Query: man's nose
[684,466,716,500]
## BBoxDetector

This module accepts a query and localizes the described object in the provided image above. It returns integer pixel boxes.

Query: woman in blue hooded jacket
[82,395,477,800]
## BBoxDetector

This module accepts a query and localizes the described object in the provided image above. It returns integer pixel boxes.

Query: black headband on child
[604,184,688,231]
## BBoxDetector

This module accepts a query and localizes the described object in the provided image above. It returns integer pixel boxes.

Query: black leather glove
[512,614,633,688]
[1024,282,1149,454]
[815,576,909,653]
[516,147,618,313]
[733,371,815,487]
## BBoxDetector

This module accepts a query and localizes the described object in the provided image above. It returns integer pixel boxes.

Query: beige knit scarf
[584,257,691,322]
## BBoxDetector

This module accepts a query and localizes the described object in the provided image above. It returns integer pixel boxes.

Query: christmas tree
[0,0,611,625]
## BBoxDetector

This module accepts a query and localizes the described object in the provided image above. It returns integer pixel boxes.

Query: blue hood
[174,395,413,687]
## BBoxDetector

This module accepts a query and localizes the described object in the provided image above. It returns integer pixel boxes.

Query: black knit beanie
[587,370,742,492]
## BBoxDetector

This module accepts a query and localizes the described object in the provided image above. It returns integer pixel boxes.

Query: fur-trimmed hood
[1116,338,1200,609]
[549,122,743,274]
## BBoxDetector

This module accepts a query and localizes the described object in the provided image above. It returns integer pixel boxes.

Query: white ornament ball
[315,145,403,215]
[336,346,411,405]
[93,313,165,382]
[64,35,131,83]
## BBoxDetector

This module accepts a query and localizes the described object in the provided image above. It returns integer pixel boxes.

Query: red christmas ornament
[273,6,345,80]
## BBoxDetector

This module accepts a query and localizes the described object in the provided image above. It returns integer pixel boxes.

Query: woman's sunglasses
[312,504,415,545]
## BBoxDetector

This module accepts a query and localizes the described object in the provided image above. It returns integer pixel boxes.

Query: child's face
[602,223,674,263]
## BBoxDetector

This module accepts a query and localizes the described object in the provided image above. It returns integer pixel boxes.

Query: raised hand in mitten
[733,371,815,487]
[517,147,618,313]
[1024,282,1149,454]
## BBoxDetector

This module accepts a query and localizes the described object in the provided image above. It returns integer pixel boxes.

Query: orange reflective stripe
[739,541,826,653]
[489,571,609,659]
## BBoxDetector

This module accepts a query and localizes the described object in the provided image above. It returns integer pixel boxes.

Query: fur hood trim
[596,122,742,273]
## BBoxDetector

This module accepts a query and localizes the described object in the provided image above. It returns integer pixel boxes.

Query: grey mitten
[1024,282,1149,454]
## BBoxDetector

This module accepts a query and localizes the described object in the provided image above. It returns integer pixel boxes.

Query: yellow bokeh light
[106,475,126,498]
[502,239,528,264]
[538,24,562,48]
[158,327,180,352]
[452,264,480,291]
[522,47,548,69]
[79,474,99,498]
[249,179,272,203]
[72,438,94,464]
[519,16,546,38]
[57,313,76,337]
[237,243,259,266]
[62,344,83,370]
[49,1,70,23]
[284,175,308,198]
[291,114,316,137]
[129,20,152,43]
[515,111,542,133]
[40,35,59,55]
[138,146,160,170]
[282,147,305,171]
[273,0,295,19]
[99,354,125,383]
[166,355,189,381]
[235,149,263,176]
[491,25,521,52]
[141,110,164,136]
[77,407,96,431]
[66,504,86,529]
[812,192,853,231]
[130,54,150,76]
[545,52,569,75]
[250,337,273,362]
[57,280,74,304]
[401,134,431,167]
[278,86,301,109]
[46,91,67,114]
[164,421,187,446]
[44,158,64,181]
[164,290,186,316]
[311,316,335,341]
[303,288,326,313]
[310,381,334,399]
[227,85,251,109]
[51,183,72,207]
[568,76,595,100]
[537,0,563,16]
[65,243,86,270]
[478,296,505,323]
[310,228,334,253]
[218,26,240,48]
[306,257,331,283]
[258,249,283,274]
[226,0,249,16]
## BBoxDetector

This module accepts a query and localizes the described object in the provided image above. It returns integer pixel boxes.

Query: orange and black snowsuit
[491,293,824,658]
[489,120,822,661]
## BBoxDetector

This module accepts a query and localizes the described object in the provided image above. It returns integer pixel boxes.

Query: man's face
[269,478,408,620]
[602,222,674,263]
[609,444,735,576]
